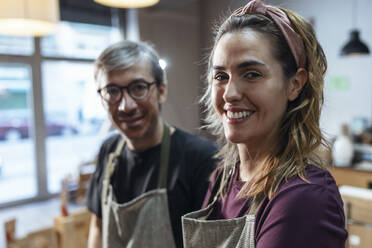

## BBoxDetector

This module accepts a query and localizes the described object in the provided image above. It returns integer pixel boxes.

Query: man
[86,40,217,248]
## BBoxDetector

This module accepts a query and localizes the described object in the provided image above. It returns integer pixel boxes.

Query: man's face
[100,59,166,142]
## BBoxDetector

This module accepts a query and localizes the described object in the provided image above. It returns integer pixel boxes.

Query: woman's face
[211,30,293,152]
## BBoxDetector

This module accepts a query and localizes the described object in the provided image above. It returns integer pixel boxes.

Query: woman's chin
[225,133,245,144]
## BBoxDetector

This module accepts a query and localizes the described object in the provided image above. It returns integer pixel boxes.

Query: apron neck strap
[247,193,264,216]
[103,123,171,205]
[157,123,171,189]
[102,137,126,204]
[207,164,264,216]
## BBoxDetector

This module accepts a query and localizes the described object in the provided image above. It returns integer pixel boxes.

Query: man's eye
[106,87,120,95]
[131,83,147,93]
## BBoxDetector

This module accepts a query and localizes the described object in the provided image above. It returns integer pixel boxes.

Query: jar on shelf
[332,124,354,167]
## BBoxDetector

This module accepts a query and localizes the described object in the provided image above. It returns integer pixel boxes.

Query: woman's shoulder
[255,165,347,247]
[273,165,342,211]
[280,164,337,191]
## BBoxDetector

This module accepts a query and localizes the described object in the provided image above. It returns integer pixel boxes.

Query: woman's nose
[223,80,242,103]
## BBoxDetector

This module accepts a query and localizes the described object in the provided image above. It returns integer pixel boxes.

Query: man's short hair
[94,40,167,87]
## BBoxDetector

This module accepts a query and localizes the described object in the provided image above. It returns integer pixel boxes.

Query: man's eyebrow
[130,78,153,84]
[105,78,152,87]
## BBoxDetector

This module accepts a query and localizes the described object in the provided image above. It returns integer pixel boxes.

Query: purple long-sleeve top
[203,164,348,247]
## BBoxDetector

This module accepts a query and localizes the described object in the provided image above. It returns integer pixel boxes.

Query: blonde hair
[201,8,328,202]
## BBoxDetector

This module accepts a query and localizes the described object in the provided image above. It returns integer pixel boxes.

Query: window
[42,61,106,193]
[0,64,36,203]
[0,21,120,206]
[0,35,33,56]
[41,22,121,59]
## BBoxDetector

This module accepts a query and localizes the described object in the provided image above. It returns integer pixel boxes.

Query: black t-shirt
[86,128,218,248]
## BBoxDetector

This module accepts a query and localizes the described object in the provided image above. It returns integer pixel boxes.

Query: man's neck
[126,118,164,152]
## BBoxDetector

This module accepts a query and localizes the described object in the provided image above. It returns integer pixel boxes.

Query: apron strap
[157,123,171,189]
[102,123,171,205]
[247,193,264,216]
[207,165,235,205]
[102,137,126,204]
[207,164,265,216]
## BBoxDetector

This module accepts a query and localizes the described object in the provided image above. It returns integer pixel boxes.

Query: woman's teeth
[226,111,252,119]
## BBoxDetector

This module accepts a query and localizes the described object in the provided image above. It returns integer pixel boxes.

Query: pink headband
[232,0,306,68]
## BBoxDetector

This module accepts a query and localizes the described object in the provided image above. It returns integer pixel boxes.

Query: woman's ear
[287,68,307,101]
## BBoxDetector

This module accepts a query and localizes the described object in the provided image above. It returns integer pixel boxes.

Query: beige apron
[101,124,176,248]
[182,167,260,248]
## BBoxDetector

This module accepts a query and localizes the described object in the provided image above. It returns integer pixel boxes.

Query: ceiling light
[340,0,369,56]
[0,0,60,37]
[341,29,370,56]
[94,0,159,8]
[159,59,167,70]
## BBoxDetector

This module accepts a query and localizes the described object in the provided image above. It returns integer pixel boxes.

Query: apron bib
[182,167,260,248]
[102,124,176,248]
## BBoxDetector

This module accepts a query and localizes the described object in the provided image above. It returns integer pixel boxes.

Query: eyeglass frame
[97,80,157,104]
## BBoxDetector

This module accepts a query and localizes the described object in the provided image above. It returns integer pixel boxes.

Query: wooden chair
[4,218,58,248]
[54,209,92,248]
[339,186,372,248]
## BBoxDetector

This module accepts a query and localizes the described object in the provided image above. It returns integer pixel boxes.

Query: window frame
[0,37,96,209]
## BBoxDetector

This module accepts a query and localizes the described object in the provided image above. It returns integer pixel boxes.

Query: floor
[0,197,86,247]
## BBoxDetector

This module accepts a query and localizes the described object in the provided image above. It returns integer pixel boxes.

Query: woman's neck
[237,144,268,182]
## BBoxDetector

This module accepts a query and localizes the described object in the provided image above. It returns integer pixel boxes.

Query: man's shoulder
[100,132,122,154]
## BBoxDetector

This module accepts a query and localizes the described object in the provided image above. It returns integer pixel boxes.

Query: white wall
[269,0,372,138]
[138,2,203,134]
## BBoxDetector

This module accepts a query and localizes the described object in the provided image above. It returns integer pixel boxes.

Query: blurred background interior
[1,0,372,247]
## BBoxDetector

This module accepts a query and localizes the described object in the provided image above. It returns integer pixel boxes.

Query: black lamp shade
[341,29,370,56]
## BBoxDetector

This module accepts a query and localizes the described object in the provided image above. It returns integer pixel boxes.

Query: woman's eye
[213,73,228,81]
[244,71,262,80]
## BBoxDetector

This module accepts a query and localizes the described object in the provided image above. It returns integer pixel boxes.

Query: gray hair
[94,40,167,86]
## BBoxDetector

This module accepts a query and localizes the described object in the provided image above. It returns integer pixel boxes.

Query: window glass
[42,61,108,193]
[0,64,36,203]
[0,35,34,56]
[41,21,121,59]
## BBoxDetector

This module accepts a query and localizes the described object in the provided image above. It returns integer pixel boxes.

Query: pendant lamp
[94,0,159,8]
[341,29,370,56]
[340,0,369,56]
[0,0,59,37]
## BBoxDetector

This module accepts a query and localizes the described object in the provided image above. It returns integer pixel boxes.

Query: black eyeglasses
[98,80,156,104]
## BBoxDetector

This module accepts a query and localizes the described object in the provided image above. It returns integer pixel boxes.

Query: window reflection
[41,21,121,59]
[42,61,106,193]
[0,35,34,56]
[0,64,36,203]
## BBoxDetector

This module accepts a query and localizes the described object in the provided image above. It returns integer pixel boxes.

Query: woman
[182,0,348,247]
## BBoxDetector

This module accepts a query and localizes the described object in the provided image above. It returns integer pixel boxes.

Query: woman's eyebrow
[213,65,225,70]
[237,60,265,69]
[213,60,266,71]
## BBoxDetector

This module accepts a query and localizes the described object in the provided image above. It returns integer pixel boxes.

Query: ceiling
[59,0,198,25]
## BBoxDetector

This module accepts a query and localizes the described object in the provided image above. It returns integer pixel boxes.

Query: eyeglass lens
[101,82,150,103]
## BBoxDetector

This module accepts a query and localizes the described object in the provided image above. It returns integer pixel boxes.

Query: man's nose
[118,90,138,112]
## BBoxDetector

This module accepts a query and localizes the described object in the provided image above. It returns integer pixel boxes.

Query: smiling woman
[182,0,348,247]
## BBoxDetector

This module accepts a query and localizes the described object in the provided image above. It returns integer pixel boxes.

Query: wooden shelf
[328,166,372,189]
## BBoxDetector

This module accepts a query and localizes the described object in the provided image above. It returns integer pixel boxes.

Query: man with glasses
[86,40,217,248]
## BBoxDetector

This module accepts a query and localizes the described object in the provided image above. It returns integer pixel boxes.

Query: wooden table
[328,166,372,189]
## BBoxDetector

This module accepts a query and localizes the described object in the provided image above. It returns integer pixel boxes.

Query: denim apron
[101,124,176,248]
[182,167,260,248]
